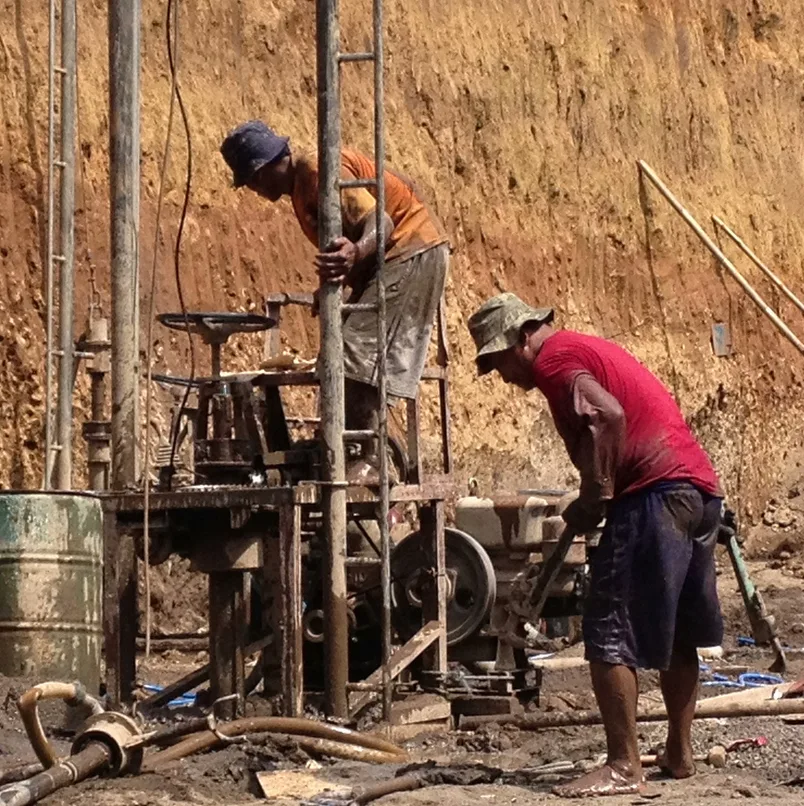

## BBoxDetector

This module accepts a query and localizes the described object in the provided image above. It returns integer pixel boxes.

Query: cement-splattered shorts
[342,243,449,400]
[583,482,724,671]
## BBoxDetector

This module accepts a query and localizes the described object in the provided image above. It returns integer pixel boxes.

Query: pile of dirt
[138,559,208,637]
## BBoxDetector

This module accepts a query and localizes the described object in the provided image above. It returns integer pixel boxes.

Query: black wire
[165,0,195,489]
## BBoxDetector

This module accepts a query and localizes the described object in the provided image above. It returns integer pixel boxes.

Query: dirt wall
[1,0,804,518]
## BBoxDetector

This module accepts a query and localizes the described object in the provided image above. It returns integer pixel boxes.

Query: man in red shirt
[468,292,724,798]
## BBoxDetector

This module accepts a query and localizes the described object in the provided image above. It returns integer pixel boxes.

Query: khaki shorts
[342,243,449,400]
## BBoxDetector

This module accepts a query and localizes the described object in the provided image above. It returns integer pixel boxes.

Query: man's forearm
[345,210,394,286]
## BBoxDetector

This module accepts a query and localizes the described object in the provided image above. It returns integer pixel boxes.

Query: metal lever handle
[529,525,578,622]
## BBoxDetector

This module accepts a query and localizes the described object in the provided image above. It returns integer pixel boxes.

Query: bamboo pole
[713,215,804,317]
[637,161,804,356]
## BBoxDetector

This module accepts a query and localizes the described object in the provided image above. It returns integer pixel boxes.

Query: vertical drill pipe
[712,216,804,317]
[44,0,56,488]
[637,161,804,355]
[55,0,77,489]
[108,0,141,489]
[316,0,349,718]
[372,0,392,723]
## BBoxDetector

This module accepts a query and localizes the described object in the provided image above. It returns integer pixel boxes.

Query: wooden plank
[279,503,304,716]
[439,375,453,475]
[451,695,524,718]
[141,634,272,708]
[436,296,453,474]
[102,511,123,706]
[261,537,282,698]
[389,718,451,742]
[253,370,319,388]
[264,301,282,360]
[209,571,246,718]
[349,620,444,717]
[391,693,451,725]
[293,479,455,506]
[406,397,422,485]
[106,486,292,513]
[118,530,138,705]
[421,502,448,673]
[265,291,315,307]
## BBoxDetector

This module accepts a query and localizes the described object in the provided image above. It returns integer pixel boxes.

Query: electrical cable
[141,0,180,659]
[165,0,196,490]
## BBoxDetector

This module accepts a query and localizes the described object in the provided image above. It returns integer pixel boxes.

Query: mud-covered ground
[2,559,804,806]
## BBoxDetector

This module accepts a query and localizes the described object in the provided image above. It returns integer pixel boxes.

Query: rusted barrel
[0,492,102,691]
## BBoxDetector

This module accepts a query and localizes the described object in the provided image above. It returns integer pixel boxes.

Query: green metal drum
[0,492,102,691]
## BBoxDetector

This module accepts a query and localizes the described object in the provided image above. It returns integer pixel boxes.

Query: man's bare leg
[657,644,698,778]
[554,662,644,798]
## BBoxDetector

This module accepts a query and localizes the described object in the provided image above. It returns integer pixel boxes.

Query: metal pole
[44,0,56,488]
[637,161,804,356]
[55,0,77,490]
[712,216,804,318]
[316,0,349,718]
[108,0,141,489]
[372,0,392,723]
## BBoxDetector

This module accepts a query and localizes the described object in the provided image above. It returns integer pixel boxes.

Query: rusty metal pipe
[285,736,402,765]
[18,683,104,768]
[142,716,406,770]
[459,695,804,731]
[0,766,44,788]
[351,774,423,804]
[0,743,110,806]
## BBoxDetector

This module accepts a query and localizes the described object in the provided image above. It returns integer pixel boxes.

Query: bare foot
[656,740,697,779]
[553,763,645,798]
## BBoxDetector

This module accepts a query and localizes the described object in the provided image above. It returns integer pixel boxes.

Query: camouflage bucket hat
[468,292,554,375]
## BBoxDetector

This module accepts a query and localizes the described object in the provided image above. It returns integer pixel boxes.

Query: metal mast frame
[316,0,393,719]
[44,0,78,489]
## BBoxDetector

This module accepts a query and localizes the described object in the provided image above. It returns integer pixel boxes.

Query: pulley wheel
[391,527,496,646]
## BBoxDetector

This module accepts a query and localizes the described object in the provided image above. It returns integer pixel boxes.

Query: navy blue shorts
[583,482,723,671]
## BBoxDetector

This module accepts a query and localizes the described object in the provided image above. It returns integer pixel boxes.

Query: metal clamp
[71,711,144,776]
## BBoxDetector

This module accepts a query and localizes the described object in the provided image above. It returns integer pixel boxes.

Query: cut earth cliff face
[1,0,803,522]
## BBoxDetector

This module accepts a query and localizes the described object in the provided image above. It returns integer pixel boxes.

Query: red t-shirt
[532,330,722,498]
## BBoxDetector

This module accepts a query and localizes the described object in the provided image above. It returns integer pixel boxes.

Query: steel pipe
[141,716,407,770]
[55,0,77,489]
[0,743,110,806]
[108,0,141,489]
[372,0,393,725]
[43,0,58,488]
[316,0,349,719]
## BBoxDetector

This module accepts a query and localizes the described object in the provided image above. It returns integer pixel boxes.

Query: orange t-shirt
[290,149,447,263]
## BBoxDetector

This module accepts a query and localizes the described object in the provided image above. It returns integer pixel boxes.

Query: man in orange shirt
[220,120,449,482]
